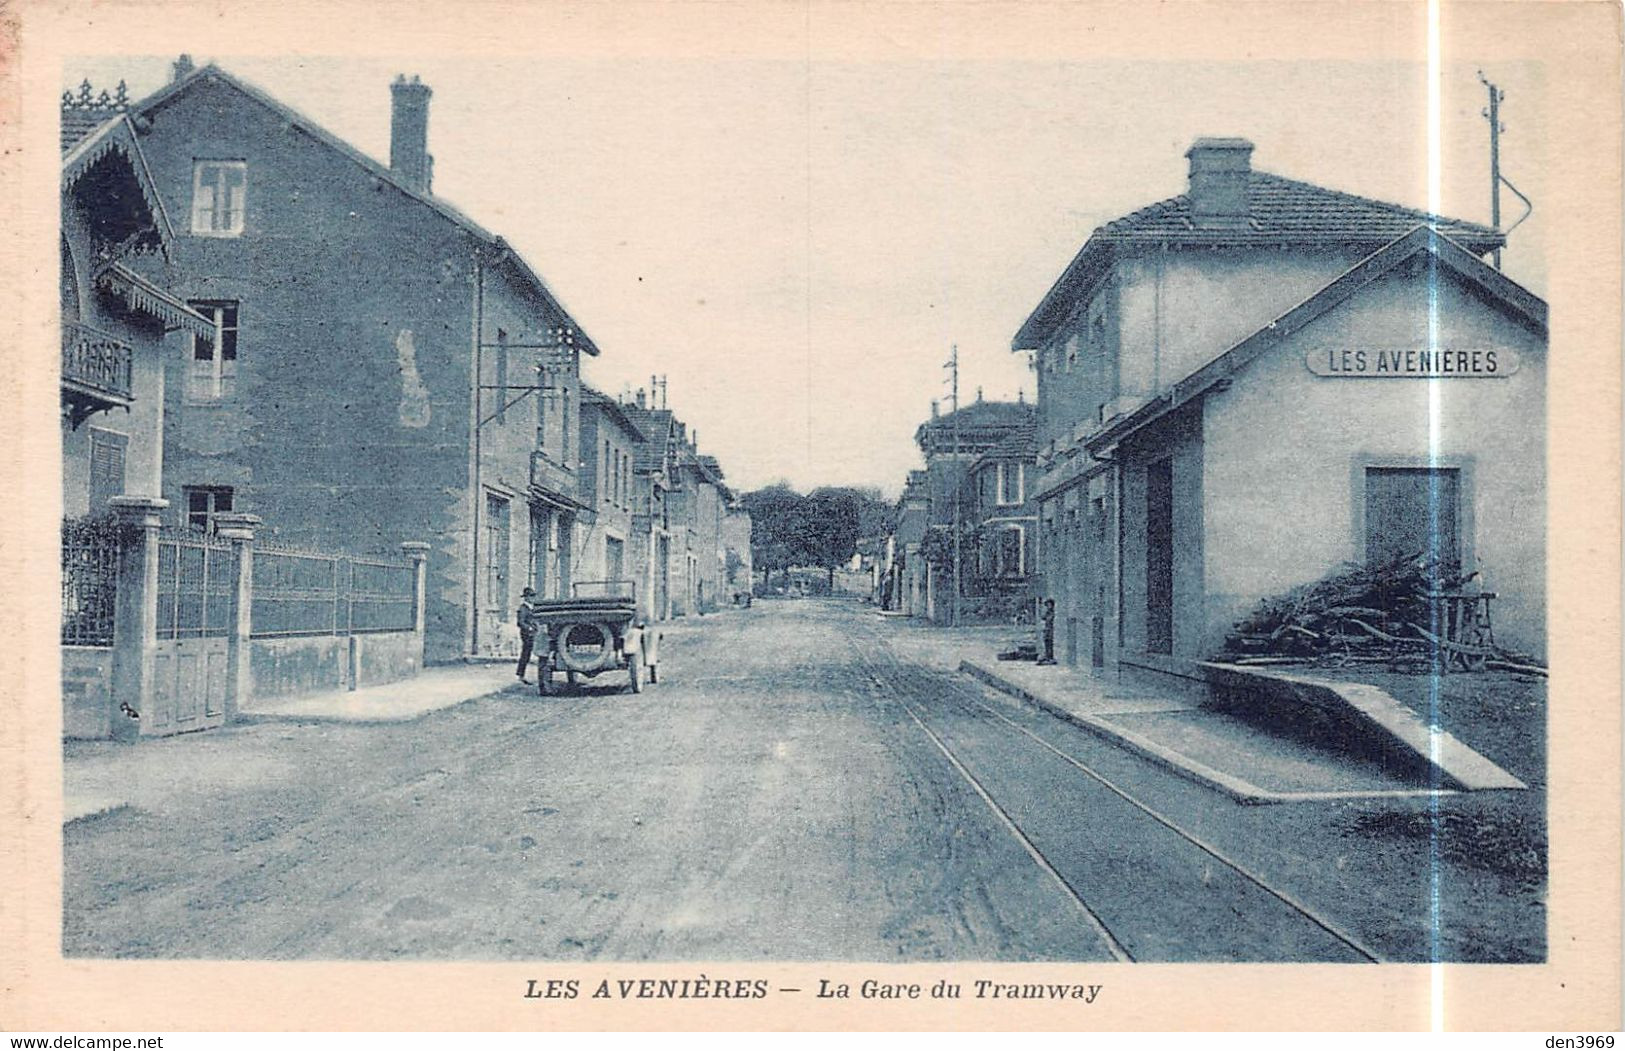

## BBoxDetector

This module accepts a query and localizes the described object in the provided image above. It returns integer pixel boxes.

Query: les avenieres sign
[1306,347,1520,378]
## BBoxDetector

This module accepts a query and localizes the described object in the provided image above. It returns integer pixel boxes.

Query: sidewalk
[241,662,520,723]
[65,663,524,826]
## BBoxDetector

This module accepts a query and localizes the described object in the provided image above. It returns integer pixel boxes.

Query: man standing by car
[516,587,540,683]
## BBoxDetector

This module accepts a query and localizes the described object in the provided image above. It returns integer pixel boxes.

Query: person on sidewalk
[1038,598,1057,665]
[516,587,540,683]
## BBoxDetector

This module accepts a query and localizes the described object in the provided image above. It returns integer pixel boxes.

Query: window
[1066,333,1079,372]
[999,463,1023,505]
[605,536,625,582]
[187,301,239,401]
[184,486,234,533]
[191,161,247,237]
[1365,467,1461,569]
[87,429,127,510]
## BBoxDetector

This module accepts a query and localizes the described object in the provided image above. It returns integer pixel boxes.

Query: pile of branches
[1219,553,1542,674]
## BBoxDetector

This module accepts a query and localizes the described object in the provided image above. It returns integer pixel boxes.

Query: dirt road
[62,599,1542,960]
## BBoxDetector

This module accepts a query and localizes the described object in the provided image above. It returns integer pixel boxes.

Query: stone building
[575,387,647,596]
[1015,137,1544,683]
[92,59,601,661]
[620,399,678,622]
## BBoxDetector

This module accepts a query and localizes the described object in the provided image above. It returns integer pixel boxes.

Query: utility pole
[1480,70,1504,270]
[1478,71,1533,272]
[945,344,961,628]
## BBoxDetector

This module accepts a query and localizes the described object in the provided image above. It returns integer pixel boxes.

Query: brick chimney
[390,75,433,194]
[1185,137,1254,227]
[172,54,196,83]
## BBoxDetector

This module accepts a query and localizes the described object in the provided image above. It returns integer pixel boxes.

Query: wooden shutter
[88,431,127,510]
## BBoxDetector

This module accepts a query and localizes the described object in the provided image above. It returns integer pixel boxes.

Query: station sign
[1306,347,1520,378]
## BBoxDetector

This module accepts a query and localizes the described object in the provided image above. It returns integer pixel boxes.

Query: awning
[95,263,216,342]
[528,486,588,514]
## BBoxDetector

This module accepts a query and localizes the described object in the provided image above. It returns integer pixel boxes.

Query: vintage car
[529,581,661,694]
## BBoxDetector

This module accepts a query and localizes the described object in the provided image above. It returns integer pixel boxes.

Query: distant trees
[740,483,895,591]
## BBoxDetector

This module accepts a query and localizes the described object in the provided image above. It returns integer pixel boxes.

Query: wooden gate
[149,532,235,736]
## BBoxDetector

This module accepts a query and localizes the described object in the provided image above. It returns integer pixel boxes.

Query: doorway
[1145,458,1174,655]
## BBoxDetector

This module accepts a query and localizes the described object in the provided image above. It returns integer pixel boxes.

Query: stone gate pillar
[401,541,430,671]
[214,513,261,721]
[107,496,166,742]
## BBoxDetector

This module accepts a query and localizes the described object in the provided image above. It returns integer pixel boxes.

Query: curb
[958,660,1455,806]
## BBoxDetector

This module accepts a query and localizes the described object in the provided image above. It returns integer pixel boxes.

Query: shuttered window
[87,429,127,510]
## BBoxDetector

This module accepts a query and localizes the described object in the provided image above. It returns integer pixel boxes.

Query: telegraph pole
[1480,71,1504,270]
[946,344,961,628]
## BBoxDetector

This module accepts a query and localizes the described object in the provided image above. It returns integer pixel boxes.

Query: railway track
[851,633,1383,963]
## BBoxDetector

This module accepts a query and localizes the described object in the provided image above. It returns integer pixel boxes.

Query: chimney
[389,74,434,194]
[976,386,983,402]
[172,54,195,83]
[1185,137,1254,227]
[930,400,939,419]
[636,388,647,409]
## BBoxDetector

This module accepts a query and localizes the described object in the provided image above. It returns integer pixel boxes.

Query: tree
[741,484,896,592]
[802,487,868,590]
[741,483,809,589]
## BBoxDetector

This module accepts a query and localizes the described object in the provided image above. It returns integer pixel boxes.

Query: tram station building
[1017,138,1546,686]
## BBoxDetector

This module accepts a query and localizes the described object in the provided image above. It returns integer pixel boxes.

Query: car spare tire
[556,622,615,673]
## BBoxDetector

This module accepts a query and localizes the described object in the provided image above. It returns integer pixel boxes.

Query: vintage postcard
[1,0,1619,1033]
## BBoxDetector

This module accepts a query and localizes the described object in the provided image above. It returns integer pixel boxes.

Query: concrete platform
[1201,663,1527,792]
[961,659,1450,804]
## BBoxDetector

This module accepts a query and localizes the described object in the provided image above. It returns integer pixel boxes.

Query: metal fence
[61,517,121,646]
[156,530,239,640]
[251,543,416,638]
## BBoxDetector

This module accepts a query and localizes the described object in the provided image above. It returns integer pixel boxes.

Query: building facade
[97,60,599,661]
[1016,138,1545,682]
[575,388,645,593]
[962,421,1038,615]
[60,94,217,521]
[909,397,1035,622]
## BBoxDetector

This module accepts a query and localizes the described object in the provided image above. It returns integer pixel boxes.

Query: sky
[66,52,1544,499]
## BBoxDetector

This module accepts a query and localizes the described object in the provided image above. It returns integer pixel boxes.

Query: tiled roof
[1097,171,1501,246]
[1013,164,1505,352]
[975,423,1038,465]
[621,405,675,473]
[61,108,112,153]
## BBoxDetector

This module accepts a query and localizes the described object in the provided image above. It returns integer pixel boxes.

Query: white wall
[1201,266,1546,659]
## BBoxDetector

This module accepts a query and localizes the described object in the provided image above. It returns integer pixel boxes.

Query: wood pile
[1218,553,1543,673]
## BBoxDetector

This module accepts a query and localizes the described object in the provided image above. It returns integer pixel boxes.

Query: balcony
[529,451,583,512]
[62,322,134,428]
